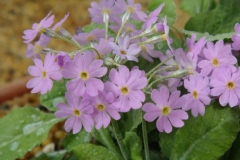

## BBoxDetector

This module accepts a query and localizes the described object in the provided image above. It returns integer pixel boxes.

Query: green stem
[77,47,101,58]
[111,120,130,160]
[142,113,150,160]
[146,56,173,77]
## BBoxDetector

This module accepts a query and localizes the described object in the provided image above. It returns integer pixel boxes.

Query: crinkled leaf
[185,0,240,34]
[91,127,121,158]
[181,29,235,41]
[124,132,142,160]
[62,130,92,152]
[0,107,62,160]
[180,0,216,16]
[170,105,240,160]
[72,144,119,160]
[40,80,66,111]
[148,0,176,25]
[33,150,67,160]
[219,131,240,160]
[124,109,142,132]
[159,129,177,158]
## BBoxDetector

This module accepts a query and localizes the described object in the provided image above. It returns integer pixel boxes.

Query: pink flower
[232,23,240,50]
[23,11,54,44]
[115,0,147,22]
[26,53,62,94]
[109,36,140,62]
[90,91,121,129]
[55,92,94,134]
[25,34,50,58]
[105,65,147,112]
[52,12,69,31]
[186,33,206,57]
[210,67,240,107]
[183,74,211,117]
[74,29,105,45]
[143,86,188,133]
[88,0,121,24]
[143,3,165,30]
[198,40,237,76]
[62,52,107,97]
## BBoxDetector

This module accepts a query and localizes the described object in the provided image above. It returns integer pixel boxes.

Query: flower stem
[111,120,130,160]
[142,113,150,160]
[146,55,173,77]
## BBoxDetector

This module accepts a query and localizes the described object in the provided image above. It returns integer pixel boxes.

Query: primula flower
[143,3,165,30]
[143,86,188,133]
[90,91,121,129]
[105,65,147,112]
[186,33,206,57]
[115,0,147,22]
[26,53,62,94]
[137,37,162,62]
[232,23,240,50]
[26,34,50,58]
[109,36,140,62]
[74,29,105,45]
[88,0,121,24]
[198,40,237,76]
[55,93,94,134]
[56,51,71,68]
[52,12,69,31]
[183,74,211,117]
[210,67,240,107]
[23,11,54,44]
[62,52,107,97]
[93,38,114,59]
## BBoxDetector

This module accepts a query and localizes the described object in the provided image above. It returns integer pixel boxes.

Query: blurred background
[0,0,189,159]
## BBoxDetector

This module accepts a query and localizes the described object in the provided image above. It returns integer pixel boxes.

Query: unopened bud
[104,57,115,66]
[122,11,131,24]
[44,28,59,38]
[171,69,192,78]
[58,28,73,39]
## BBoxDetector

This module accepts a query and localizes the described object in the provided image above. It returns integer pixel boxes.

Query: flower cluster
[23,0,240,134]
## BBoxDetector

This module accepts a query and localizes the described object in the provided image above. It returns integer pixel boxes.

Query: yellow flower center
[73,109,81,117]
[120,50,126,55]
[121,86,129,95]
[102,9,110,15]
[127,6,135,13]
[227,81,235,90]
[161,106,171,116]
[80,71,89,80]
[34,44,43,54]
[212,58,219,67]
[41,71,47,78]
[97,104,105,111]
[161,34,167,41]
[192,90,198,99]
[140,45,147,52]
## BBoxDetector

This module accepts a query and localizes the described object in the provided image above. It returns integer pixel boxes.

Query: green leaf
[181,29,235,41]
[124,109,142,132]
[0,107,62,160]
[40,80,67,111]
[159,129,177,158]
[91,127,122,158]
[170,105,240,160]
[148,0,177,25]
[83,23,105,33]
[62,130,92,152]
[124,132,142,160]
[185,0,240,34]
[34,150,67,160]
[72,144,119,160]
[180,0,216,16]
